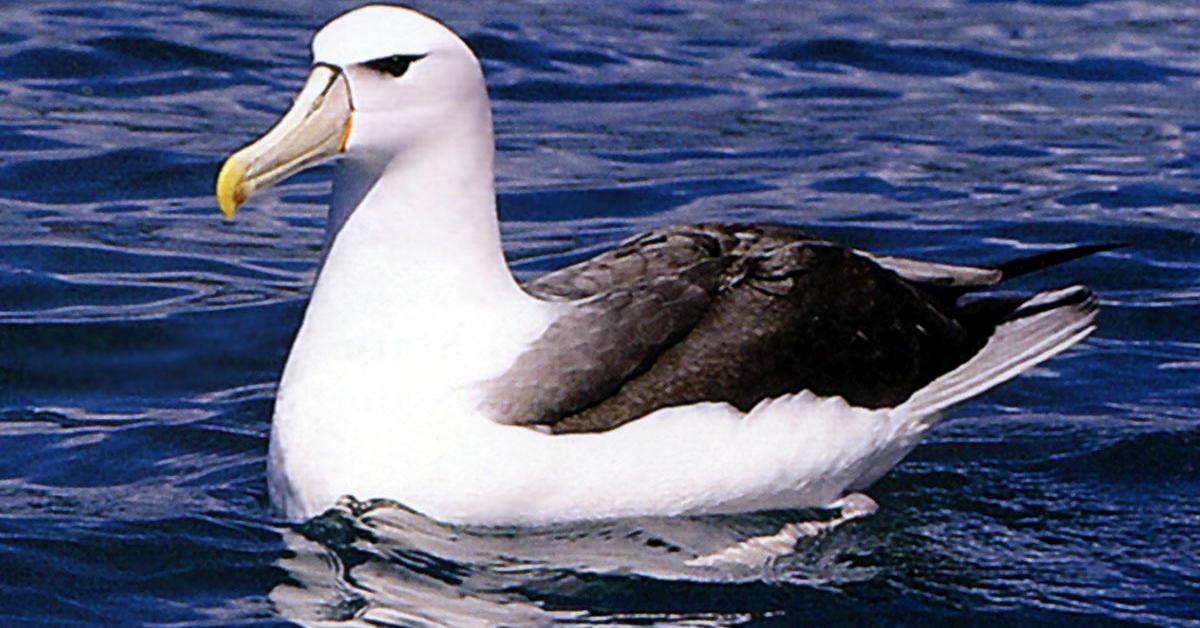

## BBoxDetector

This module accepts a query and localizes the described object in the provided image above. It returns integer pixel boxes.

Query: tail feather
[867,242,1120,293]
[899,285,1099,418]
[994,243,1123,282]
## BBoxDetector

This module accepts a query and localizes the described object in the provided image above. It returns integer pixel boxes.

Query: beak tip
[216,155,249,221]
[217,193,239,220]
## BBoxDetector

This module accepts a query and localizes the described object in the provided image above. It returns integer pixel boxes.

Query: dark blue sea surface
[0,0,1197,625]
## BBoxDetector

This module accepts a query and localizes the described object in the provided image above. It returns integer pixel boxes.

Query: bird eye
[362,54,425,77]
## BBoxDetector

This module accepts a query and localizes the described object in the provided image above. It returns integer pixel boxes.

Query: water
[0,0,1196,625]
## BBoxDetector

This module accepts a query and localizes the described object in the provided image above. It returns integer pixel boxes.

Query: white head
[216,4,492,219]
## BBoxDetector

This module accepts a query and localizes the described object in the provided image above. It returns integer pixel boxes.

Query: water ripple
[756,38,1197,83]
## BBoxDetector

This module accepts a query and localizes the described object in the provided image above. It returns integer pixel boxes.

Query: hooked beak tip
[216,154,249,220]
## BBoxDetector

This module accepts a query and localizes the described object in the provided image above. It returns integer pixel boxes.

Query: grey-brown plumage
[480,224,1114,434]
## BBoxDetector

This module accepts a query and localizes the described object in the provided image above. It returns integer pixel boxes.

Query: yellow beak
[216,65,353,219]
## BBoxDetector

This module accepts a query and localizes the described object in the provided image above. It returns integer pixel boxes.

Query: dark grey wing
[492,223,1112,435]
[482,256,732,426]
[486,224,827,428]
[524,223,823,300]
[548,242,974,433]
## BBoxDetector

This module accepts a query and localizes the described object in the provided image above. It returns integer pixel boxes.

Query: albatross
[216,5,1109,526]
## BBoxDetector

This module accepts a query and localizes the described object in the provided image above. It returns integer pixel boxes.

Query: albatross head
[216,4,489,219]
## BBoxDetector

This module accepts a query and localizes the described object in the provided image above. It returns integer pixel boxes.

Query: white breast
[267,198,562,519]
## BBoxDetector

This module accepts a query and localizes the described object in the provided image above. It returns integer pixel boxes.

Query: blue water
[0,0,1197,625]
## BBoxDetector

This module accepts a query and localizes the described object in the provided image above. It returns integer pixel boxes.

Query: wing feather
[480,223,1107,434]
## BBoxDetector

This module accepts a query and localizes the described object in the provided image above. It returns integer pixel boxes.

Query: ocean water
[0,0,1197,625]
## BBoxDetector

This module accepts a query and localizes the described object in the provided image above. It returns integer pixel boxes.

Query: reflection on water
[273,498,878,626]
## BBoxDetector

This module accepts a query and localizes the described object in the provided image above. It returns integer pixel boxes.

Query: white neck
[318,105,525,306]
[282,98,557,397]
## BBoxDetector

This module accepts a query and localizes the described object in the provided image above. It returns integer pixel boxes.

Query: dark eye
[362,54,425,77]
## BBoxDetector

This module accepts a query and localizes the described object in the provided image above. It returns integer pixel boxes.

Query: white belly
[269,364,930,525]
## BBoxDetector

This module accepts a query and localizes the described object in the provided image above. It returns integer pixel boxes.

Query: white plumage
[216,6,1101,525]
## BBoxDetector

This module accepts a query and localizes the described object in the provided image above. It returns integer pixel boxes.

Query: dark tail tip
[997,242,1125,281]
[959,284,1098,337]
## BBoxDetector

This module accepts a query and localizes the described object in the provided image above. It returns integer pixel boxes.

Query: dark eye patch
[362,54,426,77]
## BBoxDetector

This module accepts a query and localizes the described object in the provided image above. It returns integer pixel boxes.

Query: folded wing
[481,224,1109,434]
